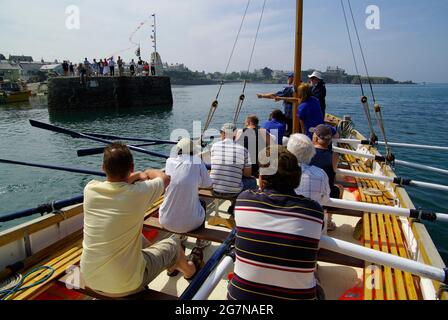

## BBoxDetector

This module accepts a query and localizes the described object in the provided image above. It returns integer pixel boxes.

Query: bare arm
[243,167,252,178]
[257,93,276,99]
[332,151,339,172]
[144,169,171,189]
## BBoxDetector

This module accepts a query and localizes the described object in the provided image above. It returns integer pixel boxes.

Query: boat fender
[409,209,437,222]
[393,177,412,186]
[374,155,386,163]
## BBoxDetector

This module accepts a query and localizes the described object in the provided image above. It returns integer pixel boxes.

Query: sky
[1,0,447,83]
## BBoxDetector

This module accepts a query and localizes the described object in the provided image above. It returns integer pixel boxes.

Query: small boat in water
[0,0,447,302]
[0,80,31,104]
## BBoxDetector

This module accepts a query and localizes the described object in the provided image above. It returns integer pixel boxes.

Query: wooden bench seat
[58,273,177,300]
[143,217,230,243]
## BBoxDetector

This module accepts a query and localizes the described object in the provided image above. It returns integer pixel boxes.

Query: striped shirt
[295,164,330,206]
[210,139,251,194]
[228,189,324,300]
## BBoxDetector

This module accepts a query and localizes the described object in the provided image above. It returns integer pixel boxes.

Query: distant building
[39,64,63,77]
[20,61,50,82]
[0,61,22,81]
[9,55,34,63]
[326,66,346,75]
[0,53,6,60]
[272,70,291,80]
[163,62,189,72]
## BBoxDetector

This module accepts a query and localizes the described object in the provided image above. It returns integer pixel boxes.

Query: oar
[83,133,177,145]
[0,195,84,223]
[29,120,169,159]
[77,143,159,157]
[326,198,448,223]
[320,235,448,285]
[189,234,448,299]
[336,168,448,192]
[336,138,448,152]
[333,146,448,176]
[0,158,105,177]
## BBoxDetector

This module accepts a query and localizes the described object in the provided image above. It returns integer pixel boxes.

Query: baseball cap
[287,72,294,78]
[309,124,333,142]
[220,123,237,132]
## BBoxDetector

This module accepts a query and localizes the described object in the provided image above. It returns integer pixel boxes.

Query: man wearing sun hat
[159,138,212,234]
[308,70,327,117]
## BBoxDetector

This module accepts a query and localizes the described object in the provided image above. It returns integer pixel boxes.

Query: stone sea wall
[47,76,173,109]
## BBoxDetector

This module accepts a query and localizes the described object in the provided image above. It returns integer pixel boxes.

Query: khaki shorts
[94,235,179,298]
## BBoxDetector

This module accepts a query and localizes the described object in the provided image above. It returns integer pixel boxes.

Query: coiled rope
[0,266,55,300]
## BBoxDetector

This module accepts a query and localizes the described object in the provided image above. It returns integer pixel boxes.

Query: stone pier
[47,76,173,109]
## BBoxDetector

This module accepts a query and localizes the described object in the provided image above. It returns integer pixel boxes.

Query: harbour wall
[47,76,173,109]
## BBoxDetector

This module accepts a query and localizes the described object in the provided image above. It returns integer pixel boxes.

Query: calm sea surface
[1,83,447,262]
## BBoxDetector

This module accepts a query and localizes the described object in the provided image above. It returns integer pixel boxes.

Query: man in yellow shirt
[81,142,199,297]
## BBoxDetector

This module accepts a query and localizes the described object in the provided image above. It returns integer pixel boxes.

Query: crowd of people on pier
[61,56,157,84]
[80,71,337,300]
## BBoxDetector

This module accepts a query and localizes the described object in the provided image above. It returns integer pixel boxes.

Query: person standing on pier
[99,60,104,76]
[109,57,115,77]
[129,59,136,76]
[62,61,69,77]
[150,59,156,76]
[117,56,124,77]
[69,62,74,76]
[103,58,109,76]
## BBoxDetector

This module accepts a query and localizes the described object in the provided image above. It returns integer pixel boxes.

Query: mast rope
[341,0,378,144]
[233,0,267,125]
[202,0,251,135]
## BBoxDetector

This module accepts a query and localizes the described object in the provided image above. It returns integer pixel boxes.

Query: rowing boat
[0,1,447,301]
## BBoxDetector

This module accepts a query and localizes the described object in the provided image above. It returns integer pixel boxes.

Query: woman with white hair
[287,134,330,207]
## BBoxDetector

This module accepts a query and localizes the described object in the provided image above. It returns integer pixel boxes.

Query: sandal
[167,242,186,277]
[184,247,204,281]
[327,221,337,232]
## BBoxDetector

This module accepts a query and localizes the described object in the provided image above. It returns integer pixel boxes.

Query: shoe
[195,239,211,249]
[327,221,337,232]
[184,247,204,281]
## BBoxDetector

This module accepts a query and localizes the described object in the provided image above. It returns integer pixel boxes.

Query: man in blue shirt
[261,109,286,145]
[257,72,294,136]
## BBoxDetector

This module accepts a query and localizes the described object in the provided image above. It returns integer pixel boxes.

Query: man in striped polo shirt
[228,146,324,300]
[210,123,255,197]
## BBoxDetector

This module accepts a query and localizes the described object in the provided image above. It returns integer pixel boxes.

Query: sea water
[0,83,447,262]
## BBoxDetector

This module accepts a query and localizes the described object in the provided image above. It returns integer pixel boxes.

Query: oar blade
[29,119,81,138]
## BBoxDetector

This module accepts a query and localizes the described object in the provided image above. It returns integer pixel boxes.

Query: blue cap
[287,72,294,78]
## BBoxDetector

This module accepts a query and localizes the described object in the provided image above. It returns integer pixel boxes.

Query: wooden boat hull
[0,90,31,104]
[0,114,446,300]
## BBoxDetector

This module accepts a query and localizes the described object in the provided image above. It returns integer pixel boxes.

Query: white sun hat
[308,70,323,80]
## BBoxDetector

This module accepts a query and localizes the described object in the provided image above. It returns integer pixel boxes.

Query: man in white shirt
[81,142,201,297]
[159,138,212,233]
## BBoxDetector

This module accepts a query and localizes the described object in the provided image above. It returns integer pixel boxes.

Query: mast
[151,13,157,69]
[292,0,303,134]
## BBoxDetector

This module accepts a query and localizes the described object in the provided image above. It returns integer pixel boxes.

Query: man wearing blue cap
[257,72,295,136]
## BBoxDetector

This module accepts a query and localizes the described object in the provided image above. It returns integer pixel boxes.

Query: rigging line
[347,0,376,103]
[341,0,377,143]
[233,0,267,124]
[340,0,364,96]
[215,0,251,100]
